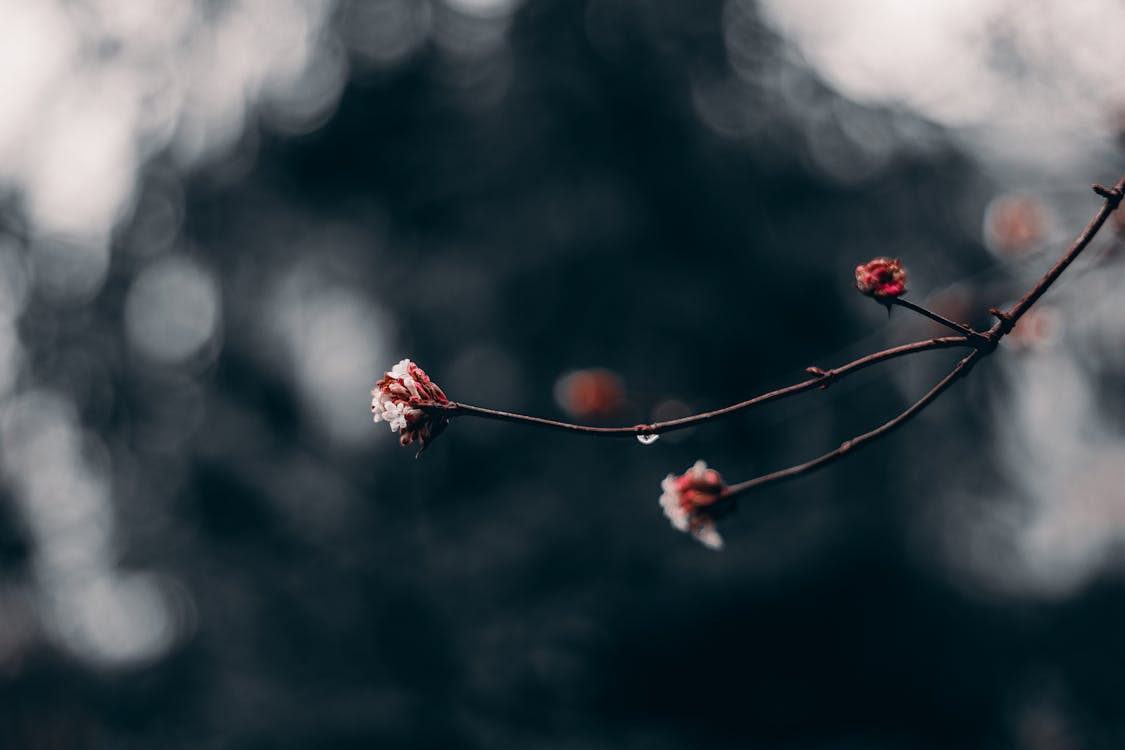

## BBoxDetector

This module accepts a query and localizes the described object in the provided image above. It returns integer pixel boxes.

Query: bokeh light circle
[125,255,220,366]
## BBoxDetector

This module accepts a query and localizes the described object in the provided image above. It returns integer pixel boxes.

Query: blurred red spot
[1007,308,1060,350]
[554,368,625,419]
[985,194,1047,256]
[1112,205,1125,237]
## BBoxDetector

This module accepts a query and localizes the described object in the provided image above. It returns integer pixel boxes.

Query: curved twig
[998,177,1125,331]
[722,349,979,499]
[432,335,977,438]
[890,297,989,344]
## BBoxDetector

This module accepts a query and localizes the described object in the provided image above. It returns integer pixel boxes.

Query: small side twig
[721,349,979,500]
[996,178,1125,331]
[889,297,990,345]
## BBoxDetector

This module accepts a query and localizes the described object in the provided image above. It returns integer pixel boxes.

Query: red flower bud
[855,257,907,299]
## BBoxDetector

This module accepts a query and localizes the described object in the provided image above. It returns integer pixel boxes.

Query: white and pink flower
[659,460,727,550]
[372,358,449,452]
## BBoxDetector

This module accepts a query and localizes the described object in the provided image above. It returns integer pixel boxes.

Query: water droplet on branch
[636,434,660,445]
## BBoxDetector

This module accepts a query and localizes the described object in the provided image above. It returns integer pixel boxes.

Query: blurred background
[0,0,1123,747]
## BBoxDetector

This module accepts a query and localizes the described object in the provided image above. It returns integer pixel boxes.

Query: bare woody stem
[720,174,1125,500]
[430,335,977,437]
[889,297,989,343]
[722,349,979,498]
[724,348,981,501]
[996,176,1125,333]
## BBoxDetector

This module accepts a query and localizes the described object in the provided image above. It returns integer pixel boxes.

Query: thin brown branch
[999,176,1125,332]
[721,349,979,499]
[890,297,989,343]
[432,335,976,438]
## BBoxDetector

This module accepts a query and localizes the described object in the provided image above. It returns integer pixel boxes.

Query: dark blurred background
[1,1,1124,748]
